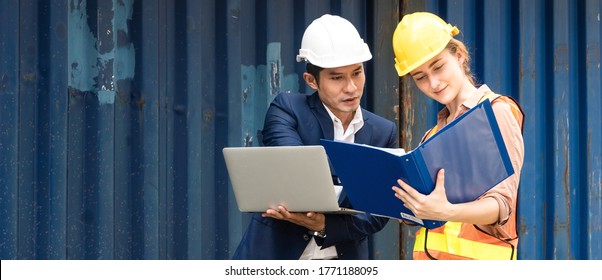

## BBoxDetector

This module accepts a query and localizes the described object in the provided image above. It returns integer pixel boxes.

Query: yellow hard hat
[392,12,460,76]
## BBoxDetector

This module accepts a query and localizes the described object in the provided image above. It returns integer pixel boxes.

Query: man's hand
[263,205,325,232]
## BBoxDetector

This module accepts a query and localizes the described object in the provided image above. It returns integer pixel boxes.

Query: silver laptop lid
[223,145,341,212]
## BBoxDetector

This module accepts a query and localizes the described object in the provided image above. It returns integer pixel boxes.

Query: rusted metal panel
[0,0,20,260]
[551,0,580,259]
[584,0,602,259]
[518,0,549,260]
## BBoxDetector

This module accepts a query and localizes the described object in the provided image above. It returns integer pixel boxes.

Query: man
[232,14,398,260]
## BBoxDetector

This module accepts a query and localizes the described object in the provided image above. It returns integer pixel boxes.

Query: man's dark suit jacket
[232,92,398,260]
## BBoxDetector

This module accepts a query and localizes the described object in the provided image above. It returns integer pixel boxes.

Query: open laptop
[222,145,361,213]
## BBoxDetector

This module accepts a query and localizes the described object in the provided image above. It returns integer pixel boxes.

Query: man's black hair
[306,63,323,85]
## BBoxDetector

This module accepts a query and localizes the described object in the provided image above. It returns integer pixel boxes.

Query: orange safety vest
[413,92,525,260]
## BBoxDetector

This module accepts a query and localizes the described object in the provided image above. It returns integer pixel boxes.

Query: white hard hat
[296,14,372,68]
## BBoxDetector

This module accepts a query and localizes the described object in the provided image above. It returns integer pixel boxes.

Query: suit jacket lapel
[308,93,334,140]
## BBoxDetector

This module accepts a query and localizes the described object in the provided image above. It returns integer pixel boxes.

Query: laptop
[222,145,361,213]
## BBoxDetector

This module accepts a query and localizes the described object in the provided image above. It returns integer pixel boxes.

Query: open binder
[321,100,515,229]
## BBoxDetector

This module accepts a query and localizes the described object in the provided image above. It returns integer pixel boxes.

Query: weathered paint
[517,0,549,260]
[67,0,135,105]
[584,0,602,259]
[68,1,98,92]
[0,0,20,259]
[237,44,299,149]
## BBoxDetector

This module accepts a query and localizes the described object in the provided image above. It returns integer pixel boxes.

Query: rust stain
[400,82,414,150]
[204,108,214,122]
[518,216,530,236]
[137,97,146,127]
[563,126,570,208]
[115,90,128,105]
[587,132,602,200]
[585,44,600,71]
[519,54,523,80]
[22,72,37,82]
[530,38,536,80]
[553,45,569,73]
[532,69,536,80]
[137,97,146,107]
[559,124,571,251]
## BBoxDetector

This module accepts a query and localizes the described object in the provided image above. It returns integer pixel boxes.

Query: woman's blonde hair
[445,38,476,86]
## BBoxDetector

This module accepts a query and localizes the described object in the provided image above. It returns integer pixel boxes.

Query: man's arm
[261,93,395,246]
[262,94,306,146]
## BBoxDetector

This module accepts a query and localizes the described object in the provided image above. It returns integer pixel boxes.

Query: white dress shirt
[299,104,364,260]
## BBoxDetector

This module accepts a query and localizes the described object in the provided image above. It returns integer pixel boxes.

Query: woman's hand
[392,169,453,221]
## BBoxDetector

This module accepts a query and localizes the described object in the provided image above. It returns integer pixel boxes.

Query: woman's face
[409,49,466,105]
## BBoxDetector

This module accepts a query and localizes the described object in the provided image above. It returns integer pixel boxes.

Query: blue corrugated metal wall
[400,0,602,260]
[0,0,600,260]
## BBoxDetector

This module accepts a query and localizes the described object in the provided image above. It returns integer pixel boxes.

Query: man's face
[308,63,365,120]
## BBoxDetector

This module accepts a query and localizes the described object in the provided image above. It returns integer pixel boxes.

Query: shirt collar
[322,104,364,126]
[323,104,365,143]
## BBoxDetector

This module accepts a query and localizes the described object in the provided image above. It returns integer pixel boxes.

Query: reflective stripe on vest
[413,224,517,260]
[413,92,524,260]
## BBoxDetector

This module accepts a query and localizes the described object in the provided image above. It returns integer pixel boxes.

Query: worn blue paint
[237,44,298,148]
[130,0,162,260]
[0,0,20,260]
[226,0,252,255]
[97,90,116,104]
[68,0,98,92]
[42,0,69,260]
[113,0,136,83]
[240,64,265,147]
[552,0,575,259]
[68,0,135,105]
[267,43,299,97]
[517,0,549,260]
[584,0,602,259]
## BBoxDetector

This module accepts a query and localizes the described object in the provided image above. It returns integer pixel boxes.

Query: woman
[391,12,525,260]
